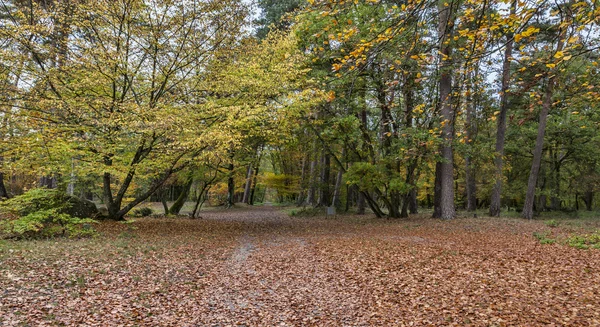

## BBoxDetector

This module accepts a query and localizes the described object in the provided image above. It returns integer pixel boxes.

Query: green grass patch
[566,231,600,249]
[533,231,556,245]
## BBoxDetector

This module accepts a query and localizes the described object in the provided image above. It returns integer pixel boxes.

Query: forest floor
[1,206,600,326]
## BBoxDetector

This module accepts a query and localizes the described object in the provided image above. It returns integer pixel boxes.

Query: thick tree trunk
[583,190,593,211]
[400,160,419,218]
[409,189,418,214]
[169,175,194,214]
[357,191,366,214]
[103,172,122,220]
[435,0,456,220]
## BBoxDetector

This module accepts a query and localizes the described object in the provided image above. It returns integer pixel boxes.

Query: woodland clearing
[1,206,599,326]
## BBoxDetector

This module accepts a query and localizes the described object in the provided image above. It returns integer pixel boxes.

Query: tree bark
[583,190,593,211]
[465,92,477,212]
[161,197,169,215]
[226,162,235,208]
[317,151,331,207]
[169,175,194,214]
[296,154,308,205]
[435,0,456,220]
[242,163,253,204]
[249,164,259,205]
[490,0,516,217]
[305,144,318,206]
[522,1,571,219]
[409,189,418,214]
[400,160,419,218]
[331,148,346,209]
[432,161,443,218]
[357,191,366,214]
[0,172,9,199]
[523,80,556,219]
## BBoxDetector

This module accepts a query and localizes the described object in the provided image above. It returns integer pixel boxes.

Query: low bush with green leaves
[0,188,97,239]
[533,231,556,244]
[132,207,154,217]
[567,231,600,249]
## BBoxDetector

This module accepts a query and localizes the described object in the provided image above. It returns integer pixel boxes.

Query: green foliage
[132,207,154,218]
[532,231,556,245]
[0,188,97,239]
[567,231,600,250]
[345,162,387,191]
[545,219,559,228]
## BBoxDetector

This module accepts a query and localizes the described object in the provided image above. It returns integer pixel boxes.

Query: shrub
[567,231,600,250]
[545,219,559,228]
[0,188,97,239]
[533,231,556,245]
[132,207,154,217]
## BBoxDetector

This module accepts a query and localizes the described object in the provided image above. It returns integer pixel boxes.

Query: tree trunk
[465,155,477,212]
[331,149,346,208]
[583,190,593,211]
[400,160,419,218]
[432,161,443,218]
[249,162,260,205]
[362,191,385,218]
[490,0,516,217]
[226,162,235,208]
[550,157,561,211]
[103,172,124,221]
[357,191,366,214]
[317,151,331,207]
[305,145,318,206]
[242,163,253,204]
[191,182,211,218]
[161,197,169,215]
[169,175,194,214]
[409,189,418,214]
[0,172,9,199]
[296,154,308,205]
[523,83,555,219]
[522,4,570,219]
[465,70,478,212]
[435,0,456,220]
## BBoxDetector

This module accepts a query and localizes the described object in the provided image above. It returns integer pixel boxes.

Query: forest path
[2,206,600,326]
